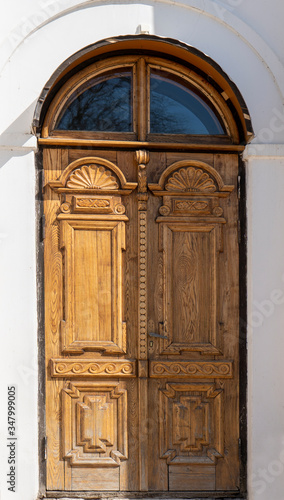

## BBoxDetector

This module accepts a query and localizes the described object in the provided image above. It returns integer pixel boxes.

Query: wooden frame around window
[41,55,239,147]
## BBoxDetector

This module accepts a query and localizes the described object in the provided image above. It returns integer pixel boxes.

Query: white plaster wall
[0,151,38,499]
[0,1,284,499]
[244,146,284,500]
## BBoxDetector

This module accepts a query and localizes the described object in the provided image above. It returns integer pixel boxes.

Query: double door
[44,147,240,494]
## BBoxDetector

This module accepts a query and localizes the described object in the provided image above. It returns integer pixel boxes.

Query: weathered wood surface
[44,148,240,493]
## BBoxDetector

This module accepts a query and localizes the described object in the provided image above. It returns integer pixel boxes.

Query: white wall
[0,1,284,499]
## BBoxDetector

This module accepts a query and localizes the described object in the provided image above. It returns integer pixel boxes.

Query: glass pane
[56,72,132,132]
[150,71,224,135]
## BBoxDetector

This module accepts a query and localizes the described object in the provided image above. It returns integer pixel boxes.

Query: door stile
[136,150,150,490]
[44,148,67,490]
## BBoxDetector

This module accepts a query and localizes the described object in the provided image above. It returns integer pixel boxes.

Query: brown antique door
[145,151,240,492]
[41,48,247,496]
[44,146,240,494]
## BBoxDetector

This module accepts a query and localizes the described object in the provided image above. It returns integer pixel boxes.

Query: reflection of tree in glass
[56,77,132,132]
[150,77,224,135]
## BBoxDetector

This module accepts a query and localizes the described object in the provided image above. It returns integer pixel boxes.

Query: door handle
[148,332,168,339]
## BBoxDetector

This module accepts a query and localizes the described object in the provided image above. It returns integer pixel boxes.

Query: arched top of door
[34,35,254,150]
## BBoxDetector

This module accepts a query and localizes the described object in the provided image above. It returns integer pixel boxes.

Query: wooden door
[44,147,240,494]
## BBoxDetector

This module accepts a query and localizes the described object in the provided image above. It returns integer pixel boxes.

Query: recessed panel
[160,223,219,354]
[172,229,212,344]
[74,229,112,342]
[60,220,126,354]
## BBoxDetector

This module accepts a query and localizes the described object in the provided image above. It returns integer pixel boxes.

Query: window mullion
[137,57,148,142]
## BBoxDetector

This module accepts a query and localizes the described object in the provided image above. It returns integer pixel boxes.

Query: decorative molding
[136,150,149,194]
[150,361,233,378]
[165,167,216,193]
[58,194,127,216]
[149,160,232,225]
[48,156,137,192]
[76,198,111,208]
[159,205,171,216]
[60,201,71,213]
[62,382,128,467]
[67,165,119,190]
[114,203,126,215]
[136,151,149,360]
[149,160,234,195]
[212,206,223,217]
[50,359,136,377]
[138,211,147,359]
[174,200,209,211]
[159,383,223,465]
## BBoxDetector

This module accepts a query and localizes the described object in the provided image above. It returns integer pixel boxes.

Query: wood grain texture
[136,151,150,491]
[44,147,240,494]
[44,148,67,490]
[71,468,119,491]
[39,136,245,151]
[169,465,215,491]
[158,223,220,355]
[146,152,240,493]
[60,219,127,354]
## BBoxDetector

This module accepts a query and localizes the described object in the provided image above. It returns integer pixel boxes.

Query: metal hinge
[41,169,45,192]
[41,214,45,241]
[44,436,47,461]
[238,437,242,460]
[237,219,241,245]
[237,175,241,200]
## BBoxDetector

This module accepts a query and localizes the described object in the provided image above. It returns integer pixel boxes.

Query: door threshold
[44,492,245,500]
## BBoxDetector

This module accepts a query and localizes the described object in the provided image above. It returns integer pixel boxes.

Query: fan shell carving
[67,164,119,190]
[165,167,216,193]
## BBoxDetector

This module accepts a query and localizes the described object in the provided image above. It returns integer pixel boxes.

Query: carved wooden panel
[149,361,233,378]
[50,359,136,377]
[62,381,128,466]
[149,160,234,195]
[60,219,126,354]
[148,160,234,356]
[44,149,240,494]
[158,222,222,355]
[66,164,119,189]
[159,383,223,465]
[49,156,137,193]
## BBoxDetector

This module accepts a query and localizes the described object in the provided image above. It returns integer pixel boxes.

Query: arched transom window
[42,55,239,144]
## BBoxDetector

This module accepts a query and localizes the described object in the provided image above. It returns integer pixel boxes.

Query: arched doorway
[36,36,251,497]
